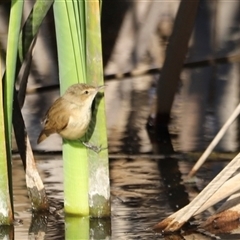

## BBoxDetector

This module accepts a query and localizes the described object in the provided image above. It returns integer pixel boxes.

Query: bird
[37,83,104,145]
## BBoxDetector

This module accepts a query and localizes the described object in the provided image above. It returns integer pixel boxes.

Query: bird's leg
[81,141,107,153]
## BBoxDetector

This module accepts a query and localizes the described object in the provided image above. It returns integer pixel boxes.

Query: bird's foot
[82,141,107,153]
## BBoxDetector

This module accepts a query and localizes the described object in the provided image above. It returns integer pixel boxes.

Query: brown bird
[37,83,104,144]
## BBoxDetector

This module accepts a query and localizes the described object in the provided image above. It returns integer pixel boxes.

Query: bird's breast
[59,108,91,140]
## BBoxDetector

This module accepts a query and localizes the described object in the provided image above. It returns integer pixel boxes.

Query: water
[7,75,240,239]
[5,152,237,239]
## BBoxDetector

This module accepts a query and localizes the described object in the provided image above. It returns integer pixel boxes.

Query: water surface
[10,153,238,239]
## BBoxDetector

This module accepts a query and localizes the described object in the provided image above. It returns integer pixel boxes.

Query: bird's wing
[43,97,70,134]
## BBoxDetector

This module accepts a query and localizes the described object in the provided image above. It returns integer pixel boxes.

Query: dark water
[8,75,240,239]
[8,153,239,240]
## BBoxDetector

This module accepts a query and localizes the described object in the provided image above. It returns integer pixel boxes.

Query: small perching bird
[37,83,104,144]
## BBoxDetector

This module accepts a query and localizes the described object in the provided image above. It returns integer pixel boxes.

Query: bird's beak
[97,85,106,91]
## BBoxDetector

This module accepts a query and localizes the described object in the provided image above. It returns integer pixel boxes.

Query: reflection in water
[12,154,238,239]
[0,225,14,240]
[90,218,111,239]
[158,158,189,211]
[179,1,240,152]
[29,213,48,239]
[110,158,168,239]
[13,157,64,239]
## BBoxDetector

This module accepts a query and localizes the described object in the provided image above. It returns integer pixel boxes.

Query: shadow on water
[9,154,237,239]
[6,81,240,239]
[158,158,189,212]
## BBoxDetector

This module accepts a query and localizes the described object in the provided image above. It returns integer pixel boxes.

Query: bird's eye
[85,90,89,94]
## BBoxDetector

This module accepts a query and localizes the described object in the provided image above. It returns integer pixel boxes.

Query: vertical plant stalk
[13,91,49,211]
[53,0,89,216]
[0,59,13,225]
[154,0,200,154]
[2,0,24,221]
[85,1,110,217]
[5,0,24,148]
[18,0,54,107]
[18,0,53,62]
[54,0,110,217]
[156,0,200,116]
[26,136,49,210]
[10,0,52,211]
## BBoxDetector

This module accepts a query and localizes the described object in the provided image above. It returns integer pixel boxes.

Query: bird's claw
[82,141,107,153]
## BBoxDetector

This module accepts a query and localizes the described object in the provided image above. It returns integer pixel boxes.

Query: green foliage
[1,0,110,220]
[85,1,110,217]
[0,0,53,223]
[53,0,90,215]
[53,0,110,216]
[0,0,24,224]
[18,0,53,62]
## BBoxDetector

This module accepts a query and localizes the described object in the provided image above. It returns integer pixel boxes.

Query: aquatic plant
[0,0,110,226]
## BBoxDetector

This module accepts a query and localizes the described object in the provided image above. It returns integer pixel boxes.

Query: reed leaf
[5,0,23,147]
[15,0,51,211]
[0,0,24,224]
[0,62,13,225]
[18,0,53,62]
[54,0,110,217]
[85,1,110,217]
[53,0,89,216]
